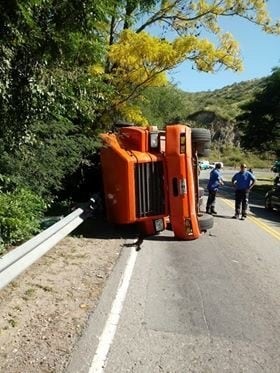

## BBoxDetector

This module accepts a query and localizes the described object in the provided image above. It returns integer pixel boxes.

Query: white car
[198,160,210,170]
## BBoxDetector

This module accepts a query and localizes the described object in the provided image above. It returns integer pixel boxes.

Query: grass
[22,288,36,300]
[210,146,275,169]
[207,147,277,198]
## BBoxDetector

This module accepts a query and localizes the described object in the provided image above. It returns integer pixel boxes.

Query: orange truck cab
[100,122,213,240]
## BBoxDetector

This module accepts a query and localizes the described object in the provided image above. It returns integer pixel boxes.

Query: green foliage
[0,0,279,248]
[183,78,266,121]
[0,0,114,145]
[0,65,114,200]
[0,119,98,198]
[136,84,190,126]
[140,75,279,163]
[93,0,279,123]
[238,67,280,155]
[210,146,273,169]
[0,0,115,246]
[0,1,115,201]
[138,78,266,126]
[0,188,46,251]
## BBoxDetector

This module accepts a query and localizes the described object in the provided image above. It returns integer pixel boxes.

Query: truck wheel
[195,145,211,157]
[198,148,210,157]
[198,214,214,232]
[191,128,211,143]
[191,129,211,156]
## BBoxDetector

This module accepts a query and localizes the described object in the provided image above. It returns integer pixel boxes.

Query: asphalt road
[66,169,280,373]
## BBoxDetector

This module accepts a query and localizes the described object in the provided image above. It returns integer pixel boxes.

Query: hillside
[183,77,267,121]
[140,77,267,126]
[139,77,268,147]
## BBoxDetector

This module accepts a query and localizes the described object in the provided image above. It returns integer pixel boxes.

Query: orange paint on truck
[100,122,213,240]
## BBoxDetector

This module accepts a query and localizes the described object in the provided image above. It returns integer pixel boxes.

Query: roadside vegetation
[209,147,274,169]
[0,0,279,252]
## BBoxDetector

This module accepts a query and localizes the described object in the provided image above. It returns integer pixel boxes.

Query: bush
[210,146,272,168]
[0,188,46,252]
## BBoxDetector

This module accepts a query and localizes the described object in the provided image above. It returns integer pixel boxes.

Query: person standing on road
[206,162,224,215]
[232,163,256,220]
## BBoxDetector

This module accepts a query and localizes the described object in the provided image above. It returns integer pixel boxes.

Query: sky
[167,0,280,93]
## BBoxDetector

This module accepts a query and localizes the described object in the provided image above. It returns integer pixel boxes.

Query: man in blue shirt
[206,162,224,214]
[232,163,256,220]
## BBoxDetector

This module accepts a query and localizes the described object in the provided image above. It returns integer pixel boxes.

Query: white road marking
[88,247,138,373]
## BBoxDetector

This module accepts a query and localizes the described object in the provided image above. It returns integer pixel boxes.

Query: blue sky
[167,0,280,92]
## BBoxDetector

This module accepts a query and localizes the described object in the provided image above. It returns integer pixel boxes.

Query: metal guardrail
[0,201,94,291]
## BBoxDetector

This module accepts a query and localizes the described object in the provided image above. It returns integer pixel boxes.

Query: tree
[0,0,116,245]
[238,67,280,156]
[135,84,190,126]
[0,0,115,197]
[0,0,112,143]
[93,0,280,124]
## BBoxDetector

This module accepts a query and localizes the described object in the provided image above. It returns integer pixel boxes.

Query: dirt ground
[0,217,135,373]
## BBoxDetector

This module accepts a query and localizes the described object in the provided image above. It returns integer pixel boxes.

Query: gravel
[0,217,130,373]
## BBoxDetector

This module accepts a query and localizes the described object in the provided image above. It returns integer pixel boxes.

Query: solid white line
[88,247,138,373]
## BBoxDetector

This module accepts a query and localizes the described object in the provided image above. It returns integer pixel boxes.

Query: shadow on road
[249,205,280,225]
[72,215,139,240]
[75,174,279,241]
[211,214,234,219]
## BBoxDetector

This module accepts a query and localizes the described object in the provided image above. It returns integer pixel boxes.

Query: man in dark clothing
[232,163,256,220]
[206,162,224,215]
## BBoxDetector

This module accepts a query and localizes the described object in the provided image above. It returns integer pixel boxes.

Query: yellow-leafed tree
[93,0,280,125]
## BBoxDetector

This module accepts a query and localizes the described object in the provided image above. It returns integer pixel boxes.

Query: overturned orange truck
[100,122,213,240]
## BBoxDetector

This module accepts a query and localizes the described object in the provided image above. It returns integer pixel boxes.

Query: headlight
[150,132,159,148]
[180,133,186,153]
[179,178,187,195]
[154,218,164,232]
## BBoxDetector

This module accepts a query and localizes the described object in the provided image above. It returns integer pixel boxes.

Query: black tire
[198,148,211,157]
[201,141,211,149]
[191,128,211,143]
[192,128,211,156]
[198,214,214,232]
